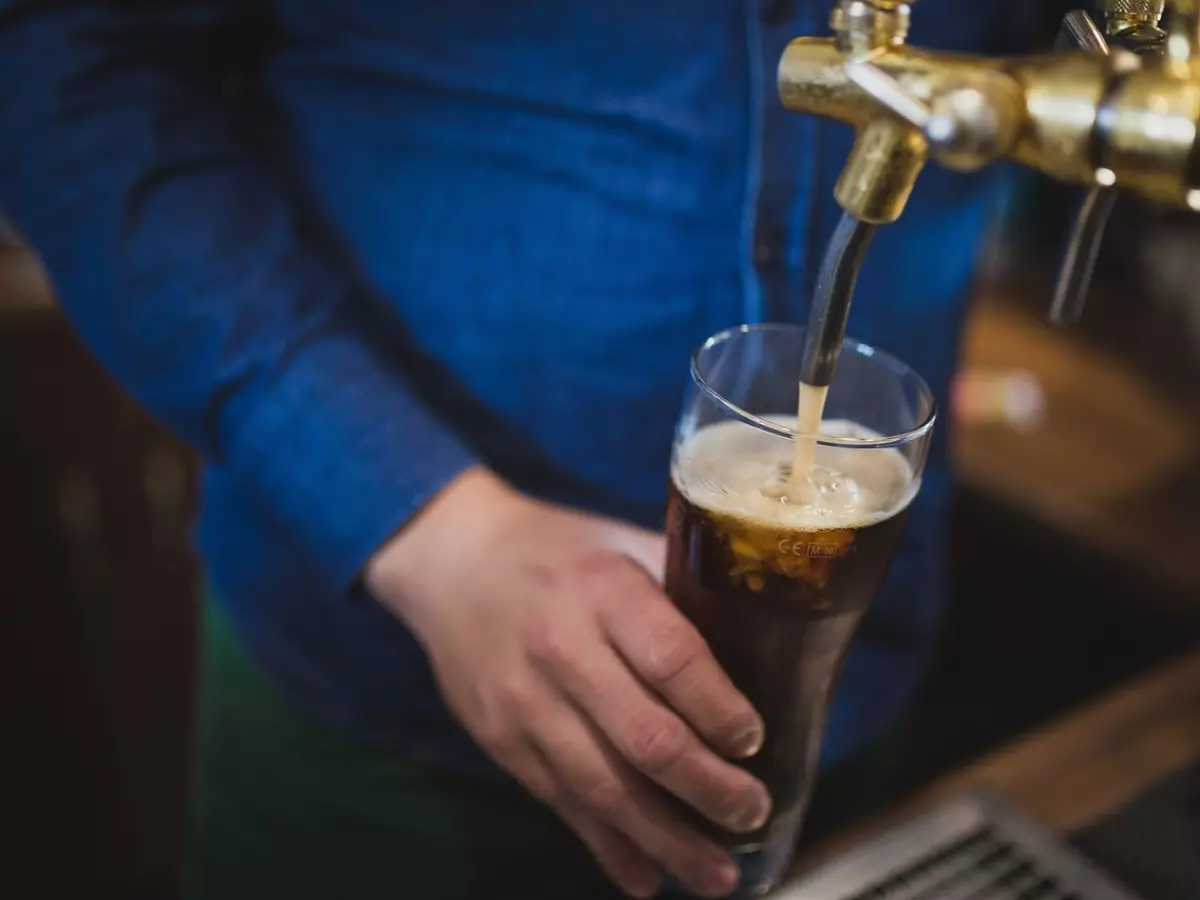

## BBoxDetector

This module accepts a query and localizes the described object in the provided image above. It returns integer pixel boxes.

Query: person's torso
[200,0,1018,771]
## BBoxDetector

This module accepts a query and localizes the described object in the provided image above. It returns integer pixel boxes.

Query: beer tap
[786,0,1200,388]
[1052,3,1167,324]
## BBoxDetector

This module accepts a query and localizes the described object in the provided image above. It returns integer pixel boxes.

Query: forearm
[0,1,479,589]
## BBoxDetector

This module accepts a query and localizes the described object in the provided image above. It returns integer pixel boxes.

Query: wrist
[364,466,528,620]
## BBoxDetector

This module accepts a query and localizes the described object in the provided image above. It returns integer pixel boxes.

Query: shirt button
[754,242,775,265]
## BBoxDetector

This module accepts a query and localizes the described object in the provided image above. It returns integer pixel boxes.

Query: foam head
[672,417,918,532]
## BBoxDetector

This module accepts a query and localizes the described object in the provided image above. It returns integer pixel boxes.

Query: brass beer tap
[784,0,1200,378]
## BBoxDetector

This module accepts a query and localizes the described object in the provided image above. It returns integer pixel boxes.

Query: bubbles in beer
[670,416,917,596]
[761,463,864,518]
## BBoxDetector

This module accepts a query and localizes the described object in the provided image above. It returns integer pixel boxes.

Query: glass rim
[690,323,938,449]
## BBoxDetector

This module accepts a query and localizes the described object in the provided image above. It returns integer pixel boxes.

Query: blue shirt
[0,1,1034,779]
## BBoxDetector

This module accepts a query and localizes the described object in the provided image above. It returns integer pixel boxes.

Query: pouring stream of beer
[791,384,828,483]
[790,213,877,488]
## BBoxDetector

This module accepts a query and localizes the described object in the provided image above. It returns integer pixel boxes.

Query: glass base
[664,806,804,898]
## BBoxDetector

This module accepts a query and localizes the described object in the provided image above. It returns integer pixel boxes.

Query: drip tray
[778,791,1145,900]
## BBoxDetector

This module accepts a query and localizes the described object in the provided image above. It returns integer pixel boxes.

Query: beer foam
[673,416,918,531]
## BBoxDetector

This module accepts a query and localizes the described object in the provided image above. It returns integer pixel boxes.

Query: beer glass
[664,323,935,897]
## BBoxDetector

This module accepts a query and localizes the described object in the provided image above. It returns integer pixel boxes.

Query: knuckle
[579,775,628,818]
[497,672,540,715]
[570,548,624,581]
[641,624,704,685]
[571,550,643,606]
[523,619,577,672]
[627,711,691,774]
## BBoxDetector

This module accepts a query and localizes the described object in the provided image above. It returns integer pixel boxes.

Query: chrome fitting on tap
[1102,0,1167,33]
[830,0,912,54]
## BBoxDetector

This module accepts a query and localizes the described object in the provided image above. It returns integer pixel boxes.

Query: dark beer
[663,418,915,865]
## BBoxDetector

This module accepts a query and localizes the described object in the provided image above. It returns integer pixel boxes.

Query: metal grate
[776,792,1146,900]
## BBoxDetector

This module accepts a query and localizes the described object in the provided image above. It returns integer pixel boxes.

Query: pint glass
[664,323,935,896]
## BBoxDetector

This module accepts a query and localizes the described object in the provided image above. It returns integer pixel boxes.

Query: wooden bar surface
[796,648,1200,873]
[956,295,1200,603]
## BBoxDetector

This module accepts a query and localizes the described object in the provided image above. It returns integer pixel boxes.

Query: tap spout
[799,212,877,389]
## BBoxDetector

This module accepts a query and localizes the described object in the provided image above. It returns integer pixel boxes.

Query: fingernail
[698,861,739,897]
[731,724,763,759]
[726,790,771,832]
[747,796,772,832]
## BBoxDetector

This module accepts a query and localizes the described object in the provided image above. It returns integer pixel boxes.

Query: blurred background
[2,6,1199,900]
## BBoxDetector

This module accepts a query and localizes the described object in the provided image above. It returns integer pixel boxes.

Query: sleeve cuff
[225,328,481,592]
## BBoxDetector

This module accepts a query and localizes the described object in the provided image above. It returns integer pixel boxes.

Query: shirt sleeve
[0,1,480,591]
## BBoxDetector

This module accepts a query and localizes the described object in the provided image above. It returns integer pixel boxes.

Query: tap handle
[842,59,972,154]
[1057,9,1110,54]
[843,58,1012,172]
[1048,11,1114,326]
[842,58,934,132]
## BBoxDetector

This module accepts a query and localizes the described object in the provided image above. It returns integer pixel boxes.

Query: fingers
[599,576,764,760]
[558,806,663,899]
[531,703,741,899]
[529,624,770,834]
[492,734,662,899]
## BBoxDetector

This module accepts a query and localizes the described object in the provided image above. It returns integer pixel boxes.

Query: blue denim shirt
[0,1,1034,778]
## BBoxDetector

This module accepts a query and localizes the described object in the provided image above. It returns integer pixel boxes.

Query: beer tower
[784,0,1199,383]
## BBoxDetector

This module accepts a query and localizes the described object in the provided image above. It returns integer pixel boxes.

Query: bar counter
[795,649,1200,879]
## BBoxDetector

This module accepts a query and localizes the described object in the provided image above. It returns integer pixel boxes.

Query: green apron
[182,597,624,900]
